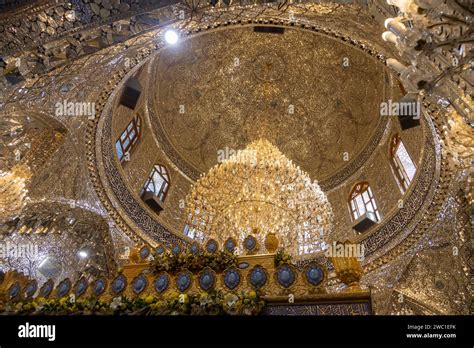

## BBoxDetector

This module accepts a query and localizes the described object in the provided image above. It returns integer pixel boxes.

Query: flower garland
[150,251,238,275]
[5,290,265,315]
[274,249,293,267]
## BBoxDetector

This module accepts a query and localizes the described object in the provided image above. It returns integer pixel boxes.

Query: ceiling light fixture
[78,250,88,259]
[185,139,334,259]
[164,29,179,45]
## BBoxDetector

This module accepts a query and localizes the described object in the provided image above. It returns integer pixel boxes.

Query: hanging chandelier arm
[218,199,299,223]
[453,0,474,15]
[425,53,473,91]
[427,14,471,28]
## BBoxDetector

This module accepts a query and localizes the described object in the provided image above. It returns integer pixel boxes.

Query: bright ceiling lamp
[78,250,89,259]
[185,139,334,259]
[163,29,179,45]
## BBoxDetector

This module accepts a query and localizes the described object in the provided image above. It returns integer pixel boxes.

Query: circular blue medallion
[155,245,165,256]
[305,263,324,286]
[223,267,241,290]
[205,239,218,254]
[39,280,54,298]
[189,242,201,255]
[132,274,147,294]
[111,274,127,294]
[171,244,181,255]
[24,280,37,299]
[154,273,169,294]
[190,242,200,254]
[8,282,20,299]
[139,246,150,260]
[176,272,191,292]
[249,266,267,289]
[243,235,257,252]
[93,278,106,296]
[224,238,236,253]
[276,264,295,288]
[74,278,87,297]
[57,279,71,297]
[199,269,215,291]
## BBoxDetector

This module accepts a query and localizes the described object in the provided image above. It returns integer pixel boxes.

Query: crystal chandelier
[185,139,333,259]
[382,0,473,125]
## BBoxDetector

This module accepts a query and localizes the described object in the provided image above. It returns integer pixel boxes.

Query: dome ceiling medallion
[149,26,397,184]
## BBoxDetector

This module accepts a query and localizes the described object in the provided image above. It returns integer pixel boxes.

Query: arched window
[349,182,380,222]
[183,224,195,239]
[390,134,416,192]
[183,222,205,241]
[142,164,170,202]
[115,115,141,162]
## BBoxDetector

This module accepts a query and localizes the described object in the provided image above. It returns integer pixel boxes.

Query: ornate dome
[0,0,471,319]
[147,26,395,183]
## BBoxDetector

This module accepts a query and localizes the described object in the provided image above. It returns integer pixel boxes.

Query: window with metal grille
[349,182,380,222]
[183,224,195,239]
[142,164,170,202]
[390,134,416,192]
[115,115,141,162]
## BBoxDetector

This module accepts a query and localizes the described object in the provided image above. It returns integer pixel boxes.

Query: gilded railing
[0,241,371,315]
